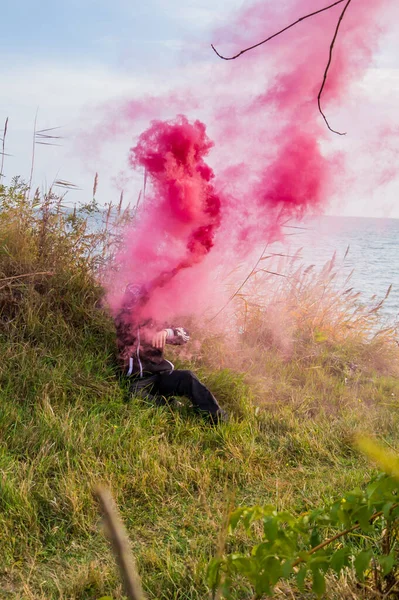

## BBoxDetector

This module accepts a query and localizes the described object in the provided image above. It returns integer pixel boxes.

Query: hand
[151,330,168,349]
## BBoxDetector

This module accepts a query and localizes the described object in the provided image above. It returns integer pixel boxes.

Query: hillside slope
[1,181,399,599]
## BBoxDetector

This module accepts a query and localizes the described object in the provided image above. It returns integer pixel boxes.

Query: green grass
[1,179,399,599]
[2,342,399,599]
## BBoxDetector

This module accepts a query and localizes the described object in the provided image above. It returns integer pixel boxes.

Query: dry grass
[186,250,399,409]
[1,179,399,599]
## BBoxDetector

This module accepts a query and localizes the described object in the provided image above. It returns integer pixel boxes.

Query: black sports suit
[115,285,226,420]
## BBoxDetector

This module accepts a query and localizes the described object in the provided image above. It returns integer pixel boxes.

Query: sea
[92,210,398,326]
[279,216,399,325]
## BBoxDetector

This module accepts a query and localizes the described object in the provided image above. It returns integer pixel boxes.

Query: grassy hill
[1,179,399,599]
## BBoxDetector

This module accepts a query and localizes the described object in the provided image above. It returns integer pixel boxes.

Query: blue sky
[1,0,398,217]
[1,0,228,70]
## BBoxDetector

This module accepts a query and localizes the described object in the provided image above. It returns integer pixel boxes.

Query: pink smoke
[107,115,222,320]
[101,0,399,323]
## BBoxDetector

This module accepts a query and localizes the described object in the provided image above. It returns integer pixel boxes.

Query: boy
[115,283,228,424]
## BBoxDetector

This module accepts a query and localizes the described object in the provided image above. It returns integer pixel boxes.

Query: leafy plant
[208,470,399,598]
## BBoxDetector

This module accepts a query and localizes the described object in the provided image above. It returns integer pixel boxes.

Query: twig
[292,502,399,567]
[207,241,270,323]
[93,172,98,199]
[318,0,353,135]
[0,271,54,291]
[257,269,288,278]
[94,486,146,600]
[383,581,399,599]
[0,117,8,180]
[27,109,39,199]
[282,225,311,231]
[211,0,345,60]
[0,271,54,283]
[53,179,80,190]
[212,0,352,135]
[35,125,63,147]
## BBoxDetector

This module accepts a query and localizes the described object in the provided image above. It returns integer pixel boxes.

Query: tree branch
[211,0,354,135]
[211,0,346,61]
[318,0,353,135]
[292,502,399,567]
[0,117,8,180]
[0,271,54,291]
[94,486,146,600]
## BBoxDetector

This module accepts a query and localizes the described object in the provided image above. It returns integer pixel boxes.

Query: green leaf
[263,516,278,541]
[281,559,294,579]
[309,554,329,574]
[254,541,273,561]
[367,475,396,501]
[330,547,349,576]
[383,501,394,519]
[242,506,263,531]
[311,569,326,597]
[220,576,233,600]
[276,511,296,526]
[355,505,373,532]
[253,571,271,597]
[207,558,222,589]
[354,549,373,582]
[296,566,307,592]
[310,527,321,548]
[366,478,383,498]
[378,552,395,577]
[229,507,246,531]
[264,556,282,586]
[230,555,258,581]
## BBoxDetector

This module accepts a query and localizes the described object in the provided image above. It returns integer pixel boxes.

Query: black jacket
[115,307,189,377]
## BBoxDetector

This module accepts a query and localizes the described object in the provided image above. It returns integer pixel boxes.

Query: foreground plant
[208,470,399,598]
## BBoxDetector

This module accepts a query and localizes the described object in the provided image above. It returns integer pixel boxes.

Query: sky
[1,0,398,218]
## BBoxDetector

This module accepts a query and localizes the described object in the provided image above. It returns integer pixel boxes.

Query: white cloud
[154,0,245,29]
[0,58,170,201]
[1,50,398,218]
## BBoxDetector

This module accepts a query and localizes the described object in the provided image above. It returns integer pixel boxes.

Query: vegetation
[209,466,399,598]
[0,179,399,599]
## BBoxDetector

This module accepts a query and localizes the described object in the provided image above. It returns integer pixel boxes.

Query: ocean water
[90,208,398,325]
[281,216,399,325]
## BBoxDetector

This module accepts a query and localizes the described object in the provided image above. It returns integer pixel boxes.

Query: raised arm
[164,327,190,345]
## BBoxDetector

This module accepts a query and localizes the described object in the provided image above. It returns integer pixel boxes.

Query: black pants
[129,369,222,415]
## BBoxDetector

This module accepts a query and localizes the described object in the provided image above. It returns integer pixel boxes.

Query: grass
[1,179,399,599]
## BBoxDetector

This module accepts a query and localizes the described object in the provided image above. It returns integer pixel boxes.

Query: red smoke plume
[102,0,399,322]
[107,116,222,319]
[130,115,221,267]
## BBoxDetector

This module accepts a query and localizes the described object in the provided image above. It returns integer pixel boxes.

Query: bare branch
[0,117,9,180]
[318,0,353,135]
[94,486,146,600]
[257,268,288,278]
[27,109,38,199]
[93,172,99,199]
[0,271,54,291]
[207,241,270,323]
[0,271,54,284]
[36,126,63,133]
[53,179,80,190]
[292,502,399,567]
[211,0,345,60]
[211,0,353,135]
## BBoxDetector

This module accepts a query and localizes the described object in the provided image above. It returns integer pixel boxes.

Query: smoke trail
[101,0,398,322]
[107,115,222,320]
